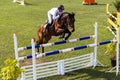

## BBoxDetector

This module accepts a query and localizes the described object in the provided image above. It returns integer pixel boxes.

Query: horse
[36,12,75,52]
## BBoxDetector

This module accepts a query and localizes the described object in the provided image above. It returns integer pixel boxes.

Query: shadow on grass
[65,67,120,80]
[24,2,33,5]
[24,1,40,6]
[40,66,119,80]
[97,3,107,5]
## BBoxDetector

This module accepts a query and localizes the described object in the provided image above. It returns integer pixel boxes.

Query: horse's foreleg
[36,41,40,52]
[65,32,71,40]
[36,39,44,53]
[59,32,65,39]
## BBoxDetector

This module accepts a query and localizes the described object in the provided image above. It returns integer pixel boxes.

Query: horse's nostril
[72,29,75,32]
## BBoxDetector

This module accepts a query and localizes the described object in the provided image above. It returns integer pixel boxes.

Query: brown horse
[37,12,75,52]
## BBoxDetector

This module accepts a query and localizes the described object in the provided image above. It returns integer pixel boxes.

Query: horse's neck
[54,20,63,29]
[49,18,66,31]
[58,15,68,27]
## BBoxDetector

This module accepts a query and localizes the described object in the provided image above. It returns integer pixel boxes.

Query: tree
[0,59,24,80]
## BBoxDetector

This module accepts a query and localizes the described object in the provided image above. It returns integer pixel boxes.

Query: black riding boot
[43,23,51,34]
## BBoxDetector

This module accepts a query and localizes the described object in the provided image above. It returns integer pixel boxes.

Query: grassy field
[0,0,120,80]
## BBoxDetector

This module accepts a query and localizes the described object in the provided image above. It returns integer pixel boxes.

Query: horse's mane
[58,12,75,22]
[59,12,70,20]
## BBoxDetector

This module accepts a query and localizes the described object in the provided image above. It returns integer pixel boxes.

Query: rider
[43,4,64,34]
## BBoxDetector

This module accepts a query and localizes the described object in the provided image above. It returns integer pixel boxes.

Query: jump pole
[17,35,95,52]
[93,22,97,68]
[31,39,37,80]
[116,28,119,76]
[40,35,95,53]
[13,33,19,66]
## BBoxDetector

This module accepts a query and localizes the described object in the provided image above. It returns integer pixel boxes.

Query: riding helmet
[58,4,64,10]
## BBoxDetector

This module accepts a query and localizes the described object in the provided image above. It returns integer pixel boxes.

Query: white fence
[21,53,94,80]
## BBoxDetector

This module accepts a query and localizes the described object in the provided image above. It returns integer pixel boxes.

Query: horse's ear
[71,12,75,16]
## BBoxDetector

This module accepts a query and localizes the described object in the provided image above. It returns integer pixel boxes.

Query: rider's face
[59,9,63,12]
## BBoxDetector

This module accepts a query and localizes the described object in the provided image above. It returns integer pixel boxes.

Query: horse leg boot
[65,32,71,40]
[43,23,51,35]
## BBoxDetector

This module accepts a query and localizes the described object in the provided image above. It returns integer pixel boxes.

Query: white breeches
[47,12,53,24]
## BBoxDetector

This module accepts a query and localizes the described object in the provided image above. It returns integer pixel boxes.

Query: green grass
[0,0,120,80]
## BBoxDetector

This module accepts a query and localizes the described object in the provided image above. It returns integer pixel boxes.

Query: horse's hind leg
[36,38,46,53]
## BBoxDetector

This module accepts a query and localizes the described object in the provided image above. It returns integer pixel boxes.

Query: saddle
[43,21,54,35]
[46,20,55,30]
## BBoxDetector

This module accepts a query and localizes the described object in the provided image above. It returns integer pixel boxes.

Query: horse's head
[58,12,75,32]
[67,12,75,32]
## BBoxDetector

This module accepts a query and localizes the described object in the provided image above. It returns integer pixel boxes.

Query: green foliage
[105,43,116,60]
[0,59,24,80]
[113,0,120,10]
